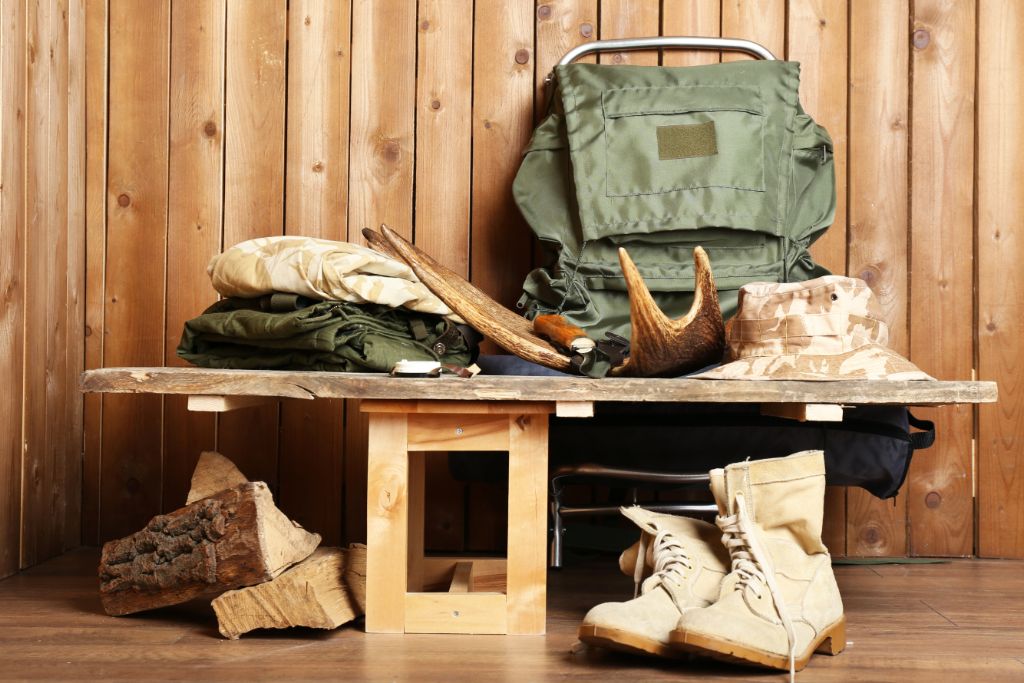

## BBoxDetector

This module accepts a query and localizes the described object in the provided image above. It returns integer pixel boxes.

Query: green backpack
[514,55,835,341]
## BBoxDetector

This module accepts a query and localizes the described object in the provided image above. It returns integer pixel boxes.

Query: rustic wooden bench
[81,367,997,636]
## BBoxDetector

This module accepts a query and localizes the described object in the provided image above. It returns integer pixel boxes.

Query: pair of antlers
[364,225,724,378]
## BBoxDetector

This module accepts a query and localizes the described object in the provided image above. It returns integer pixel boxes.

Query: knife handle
[533,314,595,353]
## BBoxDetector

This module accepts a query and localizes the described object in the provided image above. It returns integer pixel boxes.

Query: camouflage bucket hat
[692,276,933,381]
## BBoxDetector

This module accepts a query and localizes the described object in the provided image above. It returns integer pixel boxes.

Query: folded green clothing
[177,296,475,372]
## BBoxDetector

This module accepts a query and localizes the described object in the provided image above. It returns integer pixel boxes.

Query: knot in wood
[203,120,217,137]
[537,5,551,20]
[912,28,930,50]
[117,193,131,208]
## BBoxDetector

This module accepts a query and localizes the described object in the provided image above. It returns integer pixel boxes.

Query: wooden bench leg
[506,414,549,635]
[365,413,409,633]
[407,451,425,592]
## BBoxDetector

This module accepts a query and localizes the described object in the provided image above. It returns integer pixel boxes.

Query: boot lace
[632,528,694,599]
[717,492,798,683]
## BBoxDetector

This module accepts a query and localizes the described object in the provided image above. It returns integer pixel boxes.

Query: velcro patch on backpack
[656,121,718,160]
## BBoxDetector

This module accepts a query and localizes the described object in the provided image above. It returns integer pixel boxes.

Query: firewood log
[98,482,320,616]
[186,451,248,504]
[212,545,367,639]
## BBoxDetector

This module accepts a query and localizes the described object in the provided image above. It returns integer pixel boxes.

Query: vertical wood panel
[22,0,54,568]
[279,0,350,544]
[101,0,170,540]
[218,0,287,490]
[908,0,976,557]
[847,0,910,556]
[535,0,596,118]
[65,0,85,550]
[722,0,785,60]
[345,0,417,545]
[415,0,473,552]
[162,0,223,509]
[978,0,1024,558]
[787,0,849,555]
[348,0,416,239]
[471,1,533,307]
[23,0,74,565]
[662,0,720,66]
[599,0,659,65]
[416,0,471,274]
[0,0,27,576]
[81,0,106,545]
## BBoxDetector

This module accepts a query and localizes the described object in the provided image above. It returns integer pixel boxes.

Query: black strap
[907,411,936,450]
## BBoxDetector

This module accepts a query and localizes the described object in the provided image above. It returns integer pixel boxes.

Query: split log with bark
[98,481,320,616]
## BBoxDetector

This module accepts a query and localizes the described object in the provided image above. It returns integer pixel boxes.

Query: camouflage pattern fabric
[693,276,933,381]
[208,236,455,318]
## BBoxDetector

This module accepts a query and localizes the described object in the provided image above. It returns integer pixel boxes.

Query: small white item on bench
[392,359,442,377]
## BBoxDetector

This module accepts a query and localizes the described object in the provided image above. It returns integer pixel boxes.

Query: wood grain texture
[846,0,911,557]
[535,0,596,118]
[100,0,170,541]
[908,0,976,557]
[404,592,507,635]
[162,0,223,511]
[0,0,27,577]
[6,549,1024,680]
[506,413,548,635]
[415,0,471,274]
[65,0,86,552]
[279,0,350,545]
[23,0,72,568]
[786,0,849,553]
[721,0,785,61]
[407,453,425,591]
[365,413,408,633]
[662,0,720,66]
[471,1,534,308]
[412,0,472,554]
[212,546,366,639]
[98,482,320,616]
[789,0,848,275]
[977,0,1024,559]
[81,368,998,405]
[345,0,417,549]
[218,0,287,491]
[81,0,106,547]
[599,0,659,66]
[348,0,415,239]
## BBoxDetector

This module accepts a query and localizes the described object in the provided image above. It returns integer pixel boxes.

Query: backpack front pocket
[601,85,766,198]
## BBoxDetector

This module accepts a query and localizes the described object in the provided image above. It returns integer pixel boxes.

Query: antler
[368,225,573,372]
[611,246,725,377]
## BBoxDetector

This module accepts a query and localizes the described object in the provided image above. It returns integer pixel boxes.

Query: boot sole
[577,624,683,659]
[667,615,846,672]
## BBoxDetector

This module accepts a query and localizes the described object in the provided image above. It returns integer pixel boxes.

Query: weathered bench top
[80,367,997,406]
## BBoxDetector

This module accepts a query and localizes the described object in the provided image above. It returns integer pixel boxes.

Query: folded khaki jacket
[208,236,455,318]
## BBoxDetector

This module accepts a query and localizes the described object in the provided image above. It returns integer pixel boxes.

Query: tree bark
[98,482,320,616]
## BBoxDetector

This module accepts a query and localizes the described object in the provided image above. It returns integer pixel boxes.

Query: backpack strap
[907,411,936,450]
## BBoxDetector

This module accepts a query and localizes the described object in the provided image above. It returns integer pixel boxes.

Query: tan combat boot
[577,506,728,657]
[669,451,846,679]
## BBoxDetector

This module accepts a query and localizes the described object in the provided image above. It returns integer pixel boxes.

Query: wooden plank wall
[2,0,1023,573]
[0,0,85,578]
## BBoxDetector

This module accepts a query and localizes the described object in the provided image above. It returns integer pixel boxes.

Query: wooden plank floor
[1,549,1023,681]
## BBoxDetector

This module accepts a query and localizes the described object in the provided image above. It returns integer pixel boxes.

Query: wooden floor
[1,549,1023,682]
